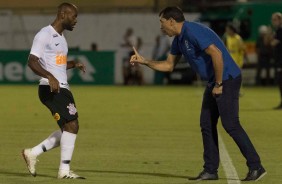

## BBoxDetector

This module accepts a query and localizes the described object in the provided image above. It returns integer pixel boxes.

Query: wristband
[215,82,223,88]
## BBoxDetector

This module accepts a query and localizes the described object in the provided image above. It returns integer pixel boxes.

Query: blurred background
[0,0,281,86]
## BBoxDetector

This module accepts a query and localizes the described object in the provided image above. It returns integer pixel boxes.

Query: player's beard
[65,25,73,31]
[63,22,74,31]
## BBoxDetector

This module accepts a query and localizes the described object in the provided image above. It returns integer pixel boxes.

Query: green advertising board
[0,50,114,84]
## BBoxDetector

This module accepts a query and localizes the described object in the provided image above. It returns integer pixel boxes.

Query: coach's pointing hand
[130,47,147,65]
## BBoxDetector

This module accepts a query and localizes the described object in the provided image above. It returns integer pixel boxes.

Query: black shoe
[189,170,218,181]
[241,167,267,181]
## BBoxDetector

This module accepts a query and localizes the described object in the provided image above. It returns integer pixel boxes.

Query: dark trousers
[277,69,282,102]
[255,62,271,85]
[200,75,261,173]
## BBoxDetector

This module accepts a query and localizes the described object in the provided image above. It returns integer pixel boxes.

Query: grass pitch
[0,85,281,184]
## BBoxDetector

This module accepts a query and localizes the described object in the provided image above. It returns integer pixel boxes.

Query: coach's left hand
[212,86,223,97]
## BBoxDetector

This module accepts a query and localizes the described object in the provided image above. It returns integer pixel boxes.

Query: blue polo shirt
[171,21,241,82]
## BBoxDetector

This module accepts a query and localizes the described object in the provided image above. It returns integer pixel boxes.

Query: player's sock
[59,131,77,171]
[31,130,62,156]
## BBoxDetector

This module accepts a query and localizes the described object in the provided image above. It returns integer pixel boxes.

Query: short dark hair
[226,23,237,33]
[58,2,77,12]
[159,7,185,22]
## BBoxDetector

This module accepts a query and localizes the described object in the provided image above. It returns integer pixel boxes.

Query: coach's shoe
[188,170,218,181]
[22,148,38,177]
[58,170,86,179]
[241,166,267,181]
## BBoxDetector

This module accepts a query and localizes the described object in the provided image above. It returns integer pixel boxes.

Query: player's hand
[75,62,86,73]
[130,47,147,65]
[47,75,60,93]
[212,86,223,98]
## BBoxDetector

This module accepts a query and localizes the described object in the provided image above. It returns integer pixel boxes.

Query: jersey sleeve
[30,31,50,58]
[170,37,182,55]
[189,26,213,51]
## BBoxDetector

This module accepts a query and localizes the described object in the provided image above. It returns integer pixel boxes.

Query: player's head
[271,12,282,29]
[159,7,185,37]
[57,3,78,31]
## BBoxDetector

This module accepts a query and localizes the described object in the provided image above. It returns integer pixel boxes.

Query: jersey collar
[178,21,188,41]
[49,25,63,37]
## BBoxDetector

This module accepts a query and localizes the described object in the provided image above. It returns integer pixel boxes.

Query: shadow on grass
[0,169,54,179]
[186,176,241,182]
[240,108,276,112]
[76,169,188,179]
[76,169,241,182]
[219,177,242,181]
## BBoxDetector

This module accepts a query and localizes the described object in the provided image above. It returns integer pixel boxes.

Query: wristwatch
[215,82,223,88]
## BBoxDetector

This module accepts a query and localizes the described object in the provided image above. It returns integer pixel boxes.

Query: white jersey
[30,25,70,89]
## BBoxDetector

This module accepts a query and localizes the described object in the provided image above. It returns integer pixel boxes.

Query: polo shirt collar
[178,21,188,41]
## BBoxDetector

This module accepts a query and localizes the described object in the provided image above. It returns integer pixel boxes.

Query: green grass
[0,85,281,184]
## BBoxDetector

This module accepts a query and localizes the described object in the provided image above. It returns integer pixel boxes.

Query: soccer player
[22,3,86,179]
[130,7,266,181]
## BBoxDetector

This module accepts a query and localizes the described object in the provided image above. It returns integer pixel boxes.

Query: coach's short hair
[159,7,185,22]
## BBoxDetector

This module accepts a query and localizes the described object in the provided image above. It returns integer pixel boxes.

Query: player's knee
[63,119,79,134]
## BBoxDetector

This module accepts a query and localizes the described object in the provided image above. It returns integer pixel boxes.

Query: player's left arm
[205,44,224,96]
[67,60,86,73]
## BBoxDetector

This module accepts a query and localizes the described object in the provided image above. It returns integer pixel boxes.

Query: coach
[130,6,266,181]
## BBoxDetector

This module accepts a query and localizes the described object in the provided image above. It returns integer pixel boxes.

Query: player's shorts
[38,85,78,128]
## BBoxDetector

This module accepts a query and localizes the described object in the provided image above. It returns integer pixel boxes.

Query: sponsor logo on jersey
[185,40,191,51]
[54,113,60,121]
[56,54,67,65]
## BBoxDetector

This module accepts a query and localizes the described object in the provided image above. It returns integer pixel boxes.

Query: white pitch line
[218,133,241,184]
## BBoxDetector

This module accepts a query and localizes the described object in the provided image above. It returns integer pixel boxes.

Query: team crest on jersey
[53,34,58,38]
[54,113,60,121]
[67,103,77,115]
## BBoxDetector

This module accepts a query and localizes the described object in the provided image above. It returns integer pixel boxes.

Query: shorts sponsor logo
[54,113,60,121]
[67,103,77,115]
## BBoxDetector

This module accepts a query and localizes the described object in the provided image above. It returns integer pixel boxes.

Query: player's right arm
[28,30,60,93]
[28,54,60,93]
[130,47,181,72]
